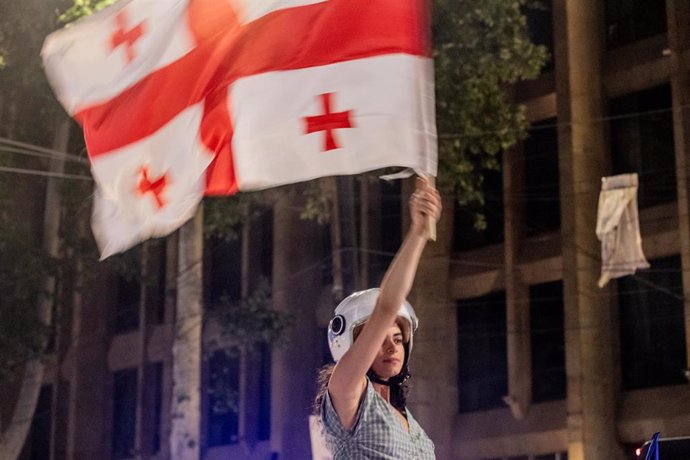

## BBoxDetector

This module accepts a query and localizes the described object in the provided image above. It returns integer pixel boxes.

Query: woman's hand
[409,179,442,238]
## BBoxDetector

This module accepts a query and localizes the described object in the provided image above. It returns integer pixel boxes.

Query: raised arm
[327,179,441,429]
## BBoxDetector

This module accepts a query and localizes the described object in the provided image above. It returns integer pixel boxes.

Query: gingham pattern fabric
[321,379,436,459]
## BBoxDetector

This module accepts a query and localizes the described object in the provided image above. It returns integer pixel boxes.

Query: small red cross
[303,93,354,151]
[110,10,146,64]
[137,166,168,210]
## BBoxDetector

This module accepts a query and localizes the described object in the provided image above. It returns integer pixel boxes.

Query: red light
[635,448,641,457]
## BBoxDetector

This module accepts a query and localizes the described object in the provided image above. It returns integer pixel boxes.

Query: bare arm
[327,179,441,430]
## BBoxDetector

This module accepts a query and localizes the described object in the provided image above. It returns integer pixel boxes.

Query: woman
[315,179,441,459]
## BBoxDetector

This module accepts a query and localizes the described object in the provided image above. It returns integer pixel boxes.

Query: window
[609,84,676,209]
[369,179,402,281]
[454,162,504,252]
[115,272,140,333]
[380,179,402,257]
[530,281,566,402]
[150,363,163,454]
[457,291,508,412]
[206,349,240,447]
[524,119,560,235]
[112,368,138,459]
[206,236,242,308]
[536,454,568,460]
[258,343,272,441]
[524,0,554,73]
[618,255,687,390]
[148,241,167,325]
[256,207,273,284]
[19,385,52,460]
[605,0,667,49]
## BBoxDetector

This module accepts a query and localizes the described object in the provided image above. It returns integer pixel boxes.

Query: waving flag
[42,0,437,258]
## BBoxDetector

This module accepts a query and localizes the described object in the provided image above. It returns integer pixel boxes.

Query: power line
[438,103,689,140]
[0,136,87,163]
[0,145,89,165]
[0,165,92,181]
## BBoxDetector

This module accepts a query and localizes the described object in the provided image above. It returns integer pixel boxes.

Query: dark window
[258,343,271,441]
[148,241,167,325]
[206,237,242,308]
[257,208,273,284]
[151,362,163,454]
[453,162,504,252]
[618,255,687,390]
[369,180,402,282]
[207,350,240,447]
[115,273,140,333]
[380,175,402,254]
[336,176,360,295]
[457,291,508,412]
[535,454,567,460]
[112,368,138,459]
[19,385,52,460]
[609,83,676,209]
[530,281,566,402]
[524,118,560,235]
[525,0,554,73]
[605,0,667,49]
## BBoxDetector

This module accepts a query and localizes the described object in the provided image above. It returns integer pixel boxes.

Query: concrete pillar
[271,192,327,460]
[554,1,624,459]
[404,179,456,460]
[503,145,532,419]
[65,267,110,460]
[667,0,690,371]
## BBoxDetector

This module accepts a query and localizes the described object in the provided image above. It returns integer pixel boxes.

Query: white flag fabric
[595,173,650,288]
[42,0,437,258]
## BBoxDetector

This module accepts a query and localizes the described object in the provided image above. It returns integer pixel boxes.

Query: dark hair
[313,363,336,415]
[313,357,410,417]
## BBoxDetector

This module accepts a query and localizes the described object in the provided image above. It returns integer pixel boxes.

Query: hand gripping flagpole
[413,176,436,242]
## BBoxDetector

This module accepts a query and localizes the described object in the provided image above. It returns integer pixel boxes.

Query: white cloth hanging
[595,173,650,288]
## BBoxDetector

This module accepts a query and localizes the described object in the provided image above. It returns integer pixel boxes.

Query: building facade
[5,1,690,460]
[412,1,690,459]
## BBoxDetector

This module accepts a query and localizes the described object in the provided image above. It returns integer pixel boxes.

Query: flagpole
[421,176,437,242]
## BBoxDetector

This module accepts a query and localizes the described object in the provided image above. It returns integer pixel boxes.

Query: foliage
[298,0,548,226]
[0,0,65,144]
[205,278,293,414]
[434,0,547,223]
[299,180,332,224]
[208,277,294,349]
[0,226,54,384]
[59,0,117,24]
[206,351,240,414]
[203,196,249,242]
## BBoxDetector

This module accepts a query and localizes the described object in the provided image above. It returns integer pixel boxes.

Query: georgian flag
[42,0,437,258]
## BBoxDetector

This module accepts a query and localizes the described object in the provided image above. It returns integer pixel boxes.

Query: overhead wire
[1,98,689,400]
[0,136,87,163]
[0,165,92,181]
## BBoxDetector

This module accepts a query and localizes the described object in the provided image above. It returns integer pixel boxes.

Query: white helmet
[327,288,418,362]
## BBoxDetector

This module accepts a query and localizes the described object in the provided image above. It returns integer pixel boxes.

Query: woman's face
[370,322,405,380]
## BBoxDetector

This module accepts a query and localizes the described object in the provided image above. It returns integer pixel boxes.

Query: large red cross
[81,0,426,158]
[303,93,354,151]
[137,166,168,209]
[110,11,146,64]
